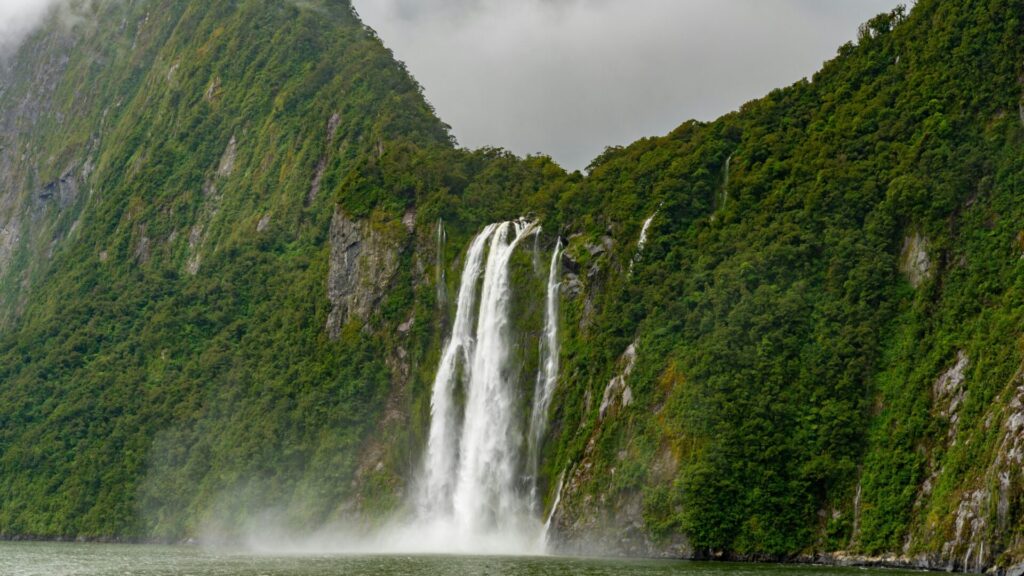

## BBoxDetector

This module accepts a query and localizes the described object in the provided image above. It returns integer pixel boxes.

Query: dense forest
[0,0,1022,571]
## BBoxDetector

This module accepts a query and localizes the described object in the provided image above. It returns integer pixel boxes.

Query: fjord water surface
[0,542,922,576]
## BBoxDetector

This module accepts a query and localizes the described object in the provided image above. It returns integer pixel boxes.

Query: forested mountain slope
[541,1,1024,568]
[0,0,556,538]
[0,0,1022,571]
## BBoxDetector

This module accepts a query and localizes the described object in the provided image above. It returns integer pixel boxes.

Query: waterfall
[638,213,656,251]
[541,471,565,546]
[436,218,447,310]
[632,213,657,273]
[722,153,733,210]
[416,219,553,553]
[532,227,542,275]
[452,220,538,532]
[527,238,563,510]
[419,224,496,517]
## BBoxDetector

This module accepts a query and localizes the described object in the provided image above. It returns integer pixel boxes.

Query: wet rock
[134,224,150,264]
[561,250,581,274]
[33,166,80,216]
[934,350,969,439]
[308,157,326,205]
[402,208,415,233]
[166,61,179,83]
[899,232,932,288]
[327,112,341,141]
[397,317,414,334]
[308,114,340,206]
[325,210,401,338]
[0,220,20,277]
[217,135,237,177]
[562,273,582,297]
[185,224,203,275]
[204,76,220,102]
[600,342,638,419]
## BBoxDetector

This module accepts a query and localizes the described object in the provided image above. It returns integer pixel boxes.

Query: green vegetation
[0,0,1022,569]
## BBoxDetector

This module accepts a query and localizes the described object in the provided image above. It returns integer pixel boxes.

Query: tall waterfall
[452,220,537,531]
[527,238,563,509]
[416,219,557,552]
[419,224,496,517]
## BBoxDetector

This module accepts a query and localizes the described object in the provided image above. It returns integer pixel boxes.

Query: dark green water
[0,542,914,576]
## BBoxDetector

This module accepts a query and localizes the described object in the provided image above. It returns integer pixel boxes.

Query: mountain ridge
[0,0,1022,571]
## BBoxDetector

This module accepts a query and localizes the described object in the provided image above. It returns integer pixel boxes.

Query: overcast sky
[351,0,902,170]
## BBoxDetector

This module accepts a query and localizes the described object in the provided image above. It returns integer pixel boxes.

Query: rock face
[600,342,638,420]
[899,232,932,288]
[217,136,237,177]
[325,210,402,338]
[551,447,692,559]
[550,339,691,559]
[935,351,970,440]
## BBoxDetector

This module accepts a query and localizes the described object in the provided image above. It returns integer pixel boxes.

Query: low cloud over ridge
[0,0,65,56]
[352,0,902,170]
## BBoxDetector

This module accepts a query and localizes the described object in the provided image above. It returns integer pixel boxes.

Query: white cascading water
[542,471,565,545]
[436,218,447,310]
[527,238,563,510]
[415,219,556,553]
[632,213,657,273]
[638,213,656,251]
[452,220,537,532]
[722,153,733,210]
[419,224,497,518]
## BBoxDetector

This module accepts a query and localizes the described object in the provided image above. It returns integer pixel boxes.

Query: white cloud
[0,0,64,56]
[352,0,902,170]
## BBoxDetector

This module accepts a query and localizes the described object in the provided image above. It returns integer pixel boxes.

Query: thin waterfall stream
[527,237,563,510]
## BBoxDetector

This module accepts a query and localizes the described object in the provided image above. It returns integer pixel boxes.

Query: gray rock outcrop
[325,210,402,338]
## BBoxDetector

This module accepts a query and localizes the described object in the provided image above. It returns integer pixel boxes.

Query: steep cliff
[540,2,1024,570]
[0,0,1023,571]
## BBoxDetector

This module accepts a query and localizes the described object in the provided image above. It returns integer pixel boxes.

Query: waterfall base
[240,515,548,556]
